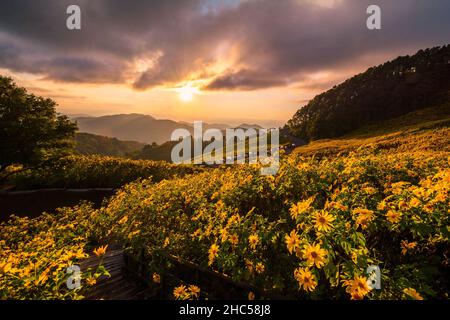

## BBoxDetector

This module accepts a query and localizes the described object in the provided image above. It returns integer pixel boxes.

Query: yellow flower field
[1,127,449,299]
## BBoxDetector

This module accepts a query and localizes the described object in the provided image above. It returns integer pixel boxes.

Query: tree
[0,76,77,172]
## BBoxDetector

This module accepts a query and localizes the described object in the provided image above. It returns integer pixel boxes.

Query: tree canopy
[287,45,450,141]
[0,76,77,169]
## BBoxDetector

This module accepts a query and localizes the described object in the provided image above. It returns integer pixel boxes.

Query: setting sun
[177,85,199,102]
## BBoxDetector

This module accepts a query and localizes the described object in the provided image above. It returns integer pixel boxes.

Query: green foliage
[0,76,77,169]
[7,155,201,189]
[75,132,145,157]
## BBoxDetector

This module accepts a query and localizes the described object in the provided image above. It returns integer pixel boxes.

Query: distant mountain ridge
[73,113,265,144]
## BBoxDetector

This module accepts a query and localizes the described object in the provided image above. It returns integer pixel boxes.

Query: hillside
[287,45,450,141]
[292,102,450,157]
[75,132,145,157]
[74,114,192,145]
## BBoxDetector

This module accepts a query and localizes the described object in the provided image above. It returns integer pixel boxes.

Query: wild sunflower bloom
[245,259,254,273]
[423,203,434,214]
[353,208,375,229]
[434,192,446,203]
[290,197,315,220]
[248,234,260,250]
[86,276,97,286]
[409,197,421,208]
[152,272,161,284]
[330,201,348,211]
[352,208,374,218]
[208,243,219,265]
[314,210,335,233]
[118,215,128,224]
[343,275,371,300]
[163,237,170,247]
[173,285,189,300]
[356,215,372,229]
[228,234,239,246]
[93,245,108,257]
[220,228,228,243]
[403,288,424,300]
[285,230,301,254]
[363,186,377,195]
[377,200,387,211]
[302,244,327,268]
[188,285,201,298]
[401,240,417,255]
[255,262,265,274]
[398,200,409,210]
[294,267,318,292]
[386,210,402,223]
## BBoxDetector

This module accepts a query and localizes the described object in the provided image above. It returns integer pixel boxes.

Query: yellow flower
[255,262,265,274]
[208,243,219,265]
[152,272,161,284]
[398,200,409,210]
[314,210,335,233]
[248,234,260,250]
[248,292,255,300]
[302,243,327,269]
[192,229,202,239]
[423,203,434,214]
[363,186,377,195]
[34,271,49,286]
[163,237,170,247]
[93,245,108,257]
[403,288,424,300]
[353,208,375,229]
[290,197,315,219]
[343,275,371,300]
[352,208,374,218]
[409,198,421,208]
[328,201,348,211]
[245,259,253,273]
[220,228,228,243]
[229,234,239,246]
[285,230,301,254]
[188,285,201,298]
[401,240,417,255]
[173,285,189,300]
[294,267,318,292]
[386,210,402,223]
[377,200,387,211]
[86,276,97,286]
[434,192,446,203]
[118,216,128,224]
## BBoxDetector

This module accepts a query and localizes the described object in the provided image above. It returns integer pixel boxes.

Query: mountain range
[71,113,263,145]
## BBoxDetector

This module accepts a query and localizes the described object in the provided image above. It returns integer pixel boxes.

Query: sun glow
[177,85,200,102]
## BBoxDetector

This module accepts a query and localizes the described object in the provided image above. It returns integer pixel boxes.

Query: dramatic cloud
[0,0,449,91]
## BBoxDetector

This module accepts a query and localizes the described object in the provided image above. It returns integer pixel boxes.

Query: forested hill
[287,45,450,141]
[75,132,145,157]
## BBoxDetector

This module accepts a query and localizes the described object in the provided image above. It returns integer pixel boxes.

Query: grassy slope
[292,102,450,157]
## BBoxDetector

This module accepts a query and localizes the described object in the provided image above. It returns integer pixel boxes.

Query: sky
[0,0,449,127]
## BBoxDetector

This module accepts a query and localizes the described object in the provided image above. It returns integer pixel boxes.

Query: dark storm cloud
[0,0,449,90]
